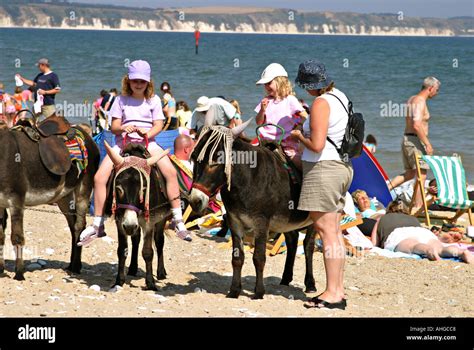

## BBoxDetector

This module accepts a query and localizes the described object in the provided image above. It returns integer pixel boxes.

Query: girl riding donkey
[255,63,308,169]
[78,60,192,245]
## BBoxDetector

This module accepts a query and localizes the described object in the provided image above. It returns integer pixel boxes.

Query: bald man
[174,134,195,172]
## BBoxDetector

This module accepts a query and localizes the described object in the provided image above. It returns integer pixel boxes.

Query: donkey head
[104,141,169,235]
[189,119,252,213]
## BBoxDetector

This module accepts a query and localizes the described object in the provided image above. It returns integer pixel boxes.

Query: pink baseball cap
[128,60,151,82]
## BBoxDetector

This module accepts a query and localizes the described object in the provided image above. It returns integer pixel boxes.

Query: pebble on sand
[45,248,55,255]
[89,285,101,292]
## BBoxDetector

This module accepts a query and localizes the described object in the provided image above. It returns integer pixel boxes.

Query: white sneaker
[77,225,106,247]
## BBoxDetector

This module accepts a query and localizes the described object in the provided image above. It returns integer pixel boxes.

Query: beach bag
[326,93,365,161]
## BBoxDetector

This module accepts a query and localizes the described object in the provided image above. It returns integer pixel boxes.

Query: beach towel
[369,247,422,260]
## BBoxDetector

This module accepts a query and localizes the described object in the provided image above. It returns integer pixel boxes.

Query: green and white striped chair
[412,154,473,226]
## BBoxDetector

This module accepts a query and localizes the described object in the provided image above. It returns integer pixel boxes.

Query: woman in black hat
[291,60,353,310]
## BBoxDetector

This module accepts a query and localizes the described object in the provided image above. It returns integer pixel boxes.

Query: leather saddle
[14,115,75,176]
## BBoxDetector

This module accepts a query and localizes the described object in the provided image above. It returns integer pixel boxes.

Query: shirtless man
[389,77,440,210]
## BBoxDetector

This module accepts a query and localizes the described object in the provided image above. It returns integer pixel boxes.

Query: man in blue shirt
[16,58,61,118]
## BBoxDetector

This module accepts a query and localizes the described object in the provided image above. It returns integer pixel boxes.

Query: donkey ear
[231,118,252,138]
[147,149,170,166]
[104,140,124,166]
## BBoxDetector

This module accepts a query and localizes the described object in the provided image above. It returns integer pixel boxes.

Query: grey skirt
[298,160,353,213]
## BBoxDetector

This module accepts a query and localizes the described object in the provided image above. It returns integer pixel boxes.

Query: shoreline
[1,25,472,38]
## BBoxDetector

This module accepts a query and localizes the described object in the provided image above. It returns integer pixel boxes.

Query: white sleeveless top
[302,88,349,162]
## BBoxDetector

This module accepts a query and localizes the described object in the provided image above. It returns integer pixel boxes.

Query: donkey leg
[57,194,81,273]
[115,228,128,287]
[227,229,244,299]
[10,206,26,281]
[0,208,7,274]
[127,231,140,276]
[70,184,94,273]
[154,220,167,280]
[252,231,268,299]
[142,226,157,291]
[280,231,298,286]
[303,226,317,293]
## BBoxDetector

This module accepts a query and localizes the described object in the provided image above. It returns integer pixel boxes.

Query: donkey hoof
[157,272,167,280]
[226,290,240,299]
[145,281,158,291]
[14,273,25,281]
[305,286,317,293]
[280,279,291,286]
[114,278,125,287]
[252,293,264,300]
[66,264,82,274]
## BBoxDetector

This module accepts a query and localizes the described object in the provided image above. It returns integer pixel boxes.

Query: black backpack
[326,93,365,162]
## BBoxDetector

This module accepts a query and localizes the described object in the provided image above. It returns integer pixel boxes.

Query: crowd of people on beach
[2,56,472,312]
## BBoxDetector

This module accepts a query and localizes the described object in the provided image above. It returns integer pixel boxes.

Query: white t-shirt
[302,88,349,162]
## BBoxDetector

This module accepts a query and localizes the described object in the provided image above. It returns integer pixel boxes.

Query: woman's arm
[293,98,329,153]
[162,103,169,117]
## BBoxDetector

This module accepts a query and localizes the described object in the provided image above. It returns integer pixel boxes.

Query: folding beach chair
[410,154,473,227]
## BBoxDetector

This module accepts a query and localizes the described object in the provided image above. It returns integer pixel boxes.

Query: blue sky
[70,0,474,18]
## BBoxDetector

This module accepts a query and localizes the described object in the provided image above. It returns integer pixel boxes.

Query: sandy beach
[0,205,472,318]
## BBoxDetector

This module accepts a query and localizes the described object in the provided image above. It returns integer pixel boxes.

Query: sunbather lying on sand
[370,200,473,264]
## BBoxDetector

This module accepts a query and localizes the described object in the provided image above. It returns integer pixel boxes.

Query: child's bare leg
[153,147,192,241]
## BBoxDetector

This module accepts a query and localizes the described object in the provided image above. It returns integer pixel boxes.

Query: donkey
[189,120,316,299]
[0,124,99,280]
[104,141,171,291]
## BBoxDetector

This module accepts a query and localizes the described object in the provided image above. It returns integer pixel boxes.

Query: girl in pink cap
[254,63,308,169]
[79,60,192,245]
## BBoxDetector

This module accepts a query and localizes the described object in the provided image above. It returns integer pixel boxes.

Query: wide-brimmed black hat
[295,60,333,90]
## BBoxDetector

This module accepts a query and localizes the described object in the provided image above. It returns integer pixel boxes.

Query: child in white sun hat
[255,63,308,169]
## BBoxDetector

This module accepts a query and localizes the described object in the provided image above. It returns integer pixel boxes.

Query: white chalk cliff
[0,4,472,36]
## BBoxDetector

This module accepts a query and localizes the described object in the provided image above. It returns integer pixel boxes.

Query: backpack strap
[324,92,351,151]
[326,92,352,115]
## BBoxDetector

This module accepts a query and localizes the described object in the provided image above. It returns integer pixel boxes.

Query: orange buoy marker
[194,29,200,54]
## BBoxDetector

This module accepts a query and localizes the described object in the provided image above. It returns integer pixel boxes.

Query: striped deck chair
[411,154,473,226]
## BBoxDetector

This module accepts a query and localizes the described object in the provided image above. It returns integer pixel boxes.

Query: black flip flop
[304,296,347,310]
